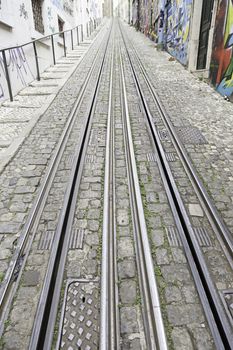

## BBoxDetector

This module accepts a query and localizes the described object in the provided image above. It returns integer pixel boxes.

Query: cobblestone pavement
[0,22,105,173]
[123,23,233,244]
[0,19,233,350]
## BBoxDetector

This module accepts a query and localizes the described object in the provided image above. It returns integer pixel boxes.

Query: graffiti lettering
[47,6,55,33]
[63,1,73,16]
[19,3,28,19]
[0,47,35,100]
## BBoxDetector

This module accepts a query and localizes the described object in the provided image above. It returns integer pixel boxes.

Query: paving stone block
[120,307,139,334]
[120,280,137,304]
[171,327,194,350]
[167,304,205,326]
[118,260,136,279]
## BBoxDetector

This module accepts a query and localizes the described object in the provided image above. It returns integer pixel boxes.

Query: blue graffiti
[166,0,192,65]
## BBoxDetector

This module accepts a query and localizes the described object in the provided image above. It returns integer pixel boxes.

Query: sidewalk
[0,22,105,173]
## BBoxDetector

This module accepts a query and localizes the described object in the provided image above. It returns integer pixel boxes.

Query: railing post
[51,35,56,65]
[2,50,13,101]
[71,29,74,50]
[81,24,84,42]
[33,41,40,81]
[63,32,66,57]
[76,26,79,45]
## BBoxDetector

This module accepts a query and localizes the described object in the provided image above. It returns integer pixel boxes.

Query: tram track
[118,42,168,349]
[0,22,112,342]
[1,18,233,350]
[99,33,120,349]
[118,20,233,349]
[29,23,113,350]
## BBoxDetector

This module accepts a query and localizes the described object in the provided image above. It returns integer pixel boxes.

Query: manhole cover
[176,127,207,145]
[57,280,99,349]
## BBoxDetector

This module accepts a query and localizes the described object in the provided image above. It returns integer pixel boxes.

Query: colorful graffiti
[165,0,192,65]
[210,0,233,97]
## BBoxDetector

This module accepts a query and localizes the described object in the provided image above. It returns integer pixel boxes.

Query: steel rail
[0,24,110,336]
[119,43,168,350]
[123,26,233,264]
[29,22,113,350]
[119,21,233,349]
[99,35,120,349]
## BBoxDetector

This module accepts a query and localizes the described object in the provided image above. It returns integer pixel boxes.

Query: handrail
[0,17,101,101]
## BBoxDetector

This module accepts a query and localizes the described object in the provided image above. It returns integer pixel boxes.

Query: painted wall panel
[165,0,192,65]
[210,0,233,97]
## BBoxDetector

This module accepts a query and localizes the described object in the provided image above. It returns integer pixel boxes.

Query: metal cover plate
[57,280,99,350]
[158,129,170,141]
[176,127,207,145]
[220,289,233,324]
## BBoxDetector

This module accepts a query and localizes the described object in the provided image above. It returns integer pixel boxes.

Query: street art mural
[210,0,233,97]
[165,0,192,65]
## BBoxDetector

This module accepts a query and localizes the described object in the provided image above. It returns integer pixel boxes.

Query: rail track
[0,22,112,342]
[0,18,233,350]
[118,20,233,350]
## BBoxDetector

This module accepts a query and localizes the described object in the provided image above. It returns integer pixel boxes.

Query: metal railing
[0,18,102,101]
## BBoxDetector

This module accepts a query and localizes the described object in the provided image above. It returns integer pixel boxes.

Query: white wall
[0,0,103,102]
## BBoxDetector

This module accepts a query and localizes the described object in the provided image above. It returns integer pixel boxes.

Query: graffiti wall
[210,0,233,97]
[165,0,192,65]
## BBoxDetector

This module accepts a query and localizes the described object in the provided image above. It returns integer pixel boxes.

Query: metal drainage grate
[166,226,182,247]
[176,126,207,145]
[69,228,85,249]
[165,152,177,162]
[38,230,54,250]
[193,227,212,247]
[147,153,157,162]
[57,280,99,350]
[166,226,211,247]
[85,154,95,163]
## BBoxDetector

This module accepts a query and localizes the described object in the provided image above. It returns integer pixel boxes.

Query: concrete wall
[210,0,233,97]
[0,0,103,102]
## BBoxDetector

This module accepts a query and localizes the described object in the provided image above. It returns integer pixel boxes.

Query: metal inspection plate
[57,280,99,350]
[220,289,233,324]
[176,126,207,145]
[158,129,170,141]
